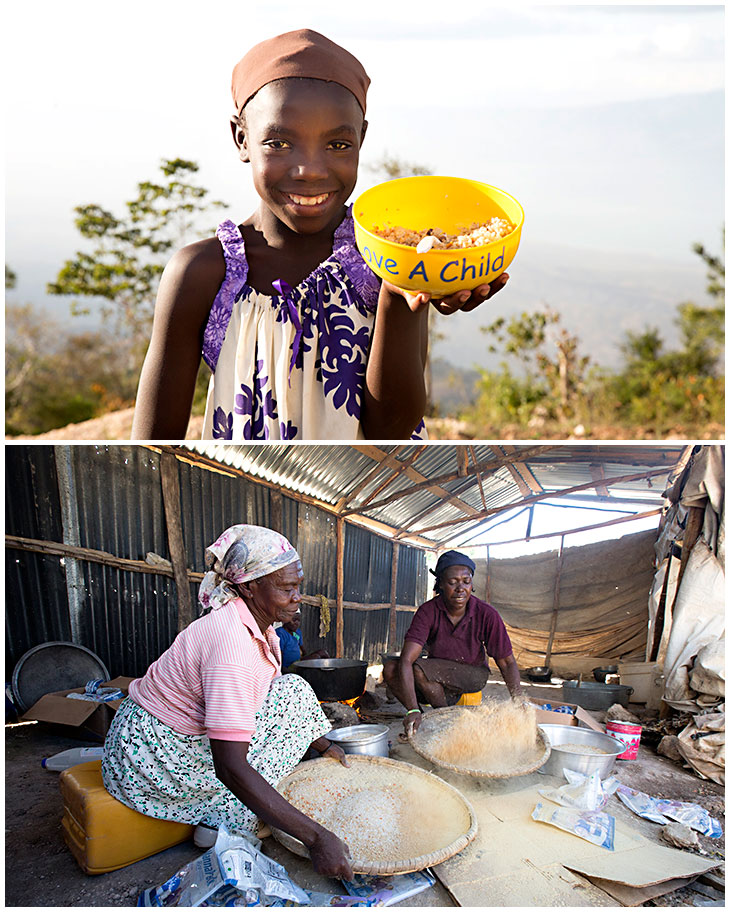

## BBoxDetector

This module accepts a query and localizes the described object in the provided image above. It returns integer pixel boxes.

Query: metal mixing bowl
[538,724,623,777]
[326,724,390,757]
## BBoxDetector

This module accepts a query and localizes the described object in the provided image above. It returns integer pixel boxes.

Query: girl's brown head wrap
[231,28,370,116]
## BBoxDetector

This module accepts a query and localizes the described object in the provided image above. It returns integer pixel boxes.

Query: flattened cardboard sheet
[436,860,617,907]
[586,874,697,906]
[562,842,719,887]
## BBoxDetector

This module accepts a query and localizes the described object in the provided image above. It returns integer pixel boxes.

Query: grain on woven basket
[372,217,515,249]
[280,762,469,863]
[416,699,541,774]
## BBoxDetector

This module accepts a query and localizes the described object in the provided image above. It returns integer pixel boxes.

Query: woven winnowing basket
[409,705,551,778]
[271,755,478,875]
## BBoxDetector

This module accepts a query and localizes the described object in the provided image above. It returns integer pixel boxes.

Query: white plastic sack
[689,638,726,700]
[677,705,725,786]
[663,541,725,712]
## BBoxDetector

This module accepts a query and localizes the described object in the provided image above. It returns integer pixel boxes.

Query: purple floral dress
[201,208,427,441]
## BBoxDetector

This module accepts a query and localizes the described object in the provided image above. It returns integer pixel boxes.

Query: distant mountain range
[431,239,710,380]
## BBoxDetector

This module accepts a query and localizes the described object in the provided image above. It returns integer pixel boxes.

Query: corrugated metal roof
[188,444,686,547]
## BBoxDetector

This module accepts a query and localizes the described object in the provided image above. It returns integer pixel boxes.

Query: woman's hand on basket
[382,274,509,315]
[309,828,354,879]
[321,742,350,767]
[403,710,422,738]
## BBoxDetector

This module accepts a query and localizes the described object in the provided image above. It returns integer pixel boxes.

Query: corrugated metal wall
[295,502,338,658]
[5,447,70,669]
[5,446,429,679]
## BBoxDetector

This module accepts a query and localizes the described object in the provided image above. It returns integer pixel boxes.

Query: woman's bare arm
[209,738,353,878]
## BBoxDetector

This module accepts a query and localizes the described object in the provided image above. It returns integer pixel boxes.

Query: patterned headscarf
[198,525,300,613]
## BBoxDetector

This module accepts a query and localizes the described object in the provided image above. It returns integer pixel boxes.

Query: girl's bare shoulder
[165,235,227,288]
[156,236,227,328]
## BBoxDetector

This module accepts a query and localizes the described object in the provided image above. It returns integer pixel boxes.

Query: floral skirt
[101,674,330,837]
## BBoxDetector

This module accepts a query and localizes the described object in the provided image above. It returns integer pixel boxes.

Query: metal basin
[562,680,634,711]
[538,724,624,777]
[290,658,368,702]
[326,724,390,757]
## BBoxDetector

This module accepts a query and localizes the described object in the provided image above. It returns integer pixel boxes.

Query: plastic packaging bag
[215,831,310,906]
[138,831,310,907]
[342,871,436,906]
[539,769,620,811]
[531,802,615,850]
[616,785,723,837]
[67,679,125,703]
[138,849,225,906]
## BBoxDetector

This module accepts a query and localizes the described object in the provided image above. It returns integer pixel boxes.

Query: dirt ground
[4,682,725,908]
[7,407,724,442]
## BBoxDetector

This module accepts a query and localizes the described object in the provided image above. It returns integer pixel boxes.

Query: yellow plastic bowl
[353,175,524,297]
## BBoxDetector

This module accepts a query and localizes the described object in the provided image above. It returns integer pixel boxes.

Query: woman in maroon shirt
[383,550,523,735]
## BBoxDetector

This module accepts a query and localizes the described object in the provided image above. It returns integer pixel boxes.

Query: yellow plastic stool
[59,759,194,874]
[457,690,483,706]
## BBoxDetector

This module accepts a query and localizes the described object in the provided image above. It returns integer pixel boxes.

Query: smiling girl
[131,29,509,441]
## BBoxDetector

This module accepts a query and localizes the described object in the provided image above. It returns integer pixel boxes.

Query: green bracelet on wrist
[406,708,422,715]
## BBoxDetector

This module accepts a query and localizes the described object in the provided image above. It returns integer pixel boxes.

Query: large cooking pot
[562,680,634,711]
[290,659,368,702]
[525,666,553,683]
[592,665,619,683]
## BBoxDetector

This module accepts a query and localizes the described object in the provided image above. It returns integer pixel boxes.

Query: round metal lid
[11,641,111,713]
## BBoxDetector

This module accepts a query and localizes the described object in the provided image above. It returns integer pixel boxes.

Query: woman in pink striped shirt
[102,524,352,879]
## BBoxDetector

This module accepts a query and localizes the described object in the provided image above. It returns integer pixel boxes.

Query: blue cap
[431,550,476,578]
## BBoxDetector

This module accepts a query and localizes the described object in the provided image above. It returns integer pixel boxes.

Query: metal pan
[290,658,368,702]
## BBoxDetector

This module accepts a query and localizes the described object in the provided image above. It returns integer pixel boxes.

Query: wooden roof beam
[440,507,662,550]
[153,445,437,549]
[334,445,407,511]
[410,467,674,536]
[469,446,488,510]
[525,446,685,466]
[356,446,428,510]
[349,444,489,518]
[497,444,544,495]
[392,487,482,539]
[590,463,611,499]
[343,445,558,516]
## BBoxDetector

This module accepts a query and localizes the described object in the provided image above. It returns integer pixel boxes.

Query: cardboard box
[528,697,604,733]
[20,677,134,742]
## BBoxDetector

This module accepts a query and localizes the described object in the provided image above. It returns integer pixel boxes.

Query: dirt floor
[4,681,725,908]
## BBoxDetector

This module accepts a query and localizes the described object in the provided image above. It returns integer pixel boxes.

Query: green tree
[48,158,227,343]
[472,307,591,427]
[608,236,725,431]
[5,302,133,435]
[44,158,227,424]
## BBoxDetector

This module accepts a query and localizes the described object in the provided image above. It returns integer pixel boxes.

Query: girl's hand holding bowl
[383,273,510,315]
